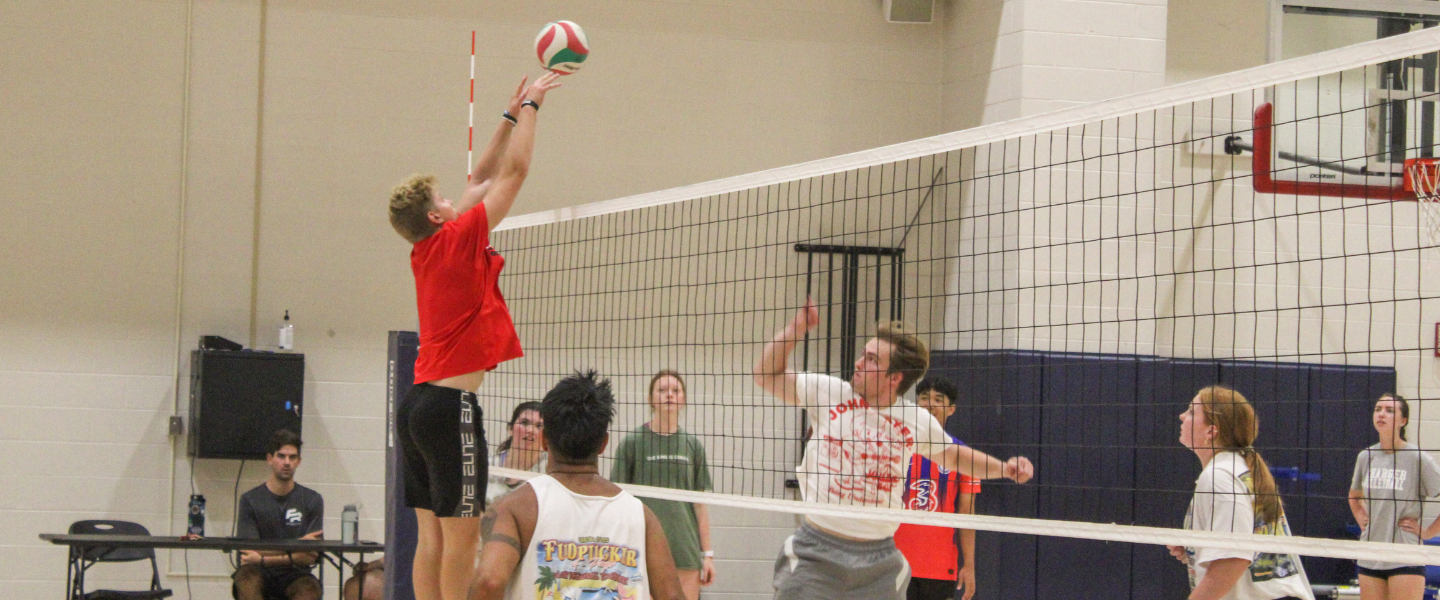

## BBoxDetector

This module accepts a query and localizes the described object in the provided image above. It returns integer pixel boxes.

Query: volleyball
[534,20,589,75]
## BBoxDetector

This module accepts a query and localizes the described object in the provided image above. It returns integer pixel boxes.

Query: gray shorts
[772,521,911,600]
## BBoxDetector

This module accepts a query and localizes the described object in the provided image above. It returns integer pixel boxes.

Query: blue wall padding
[930,350,1392,600]
[1132,358,1214,599]
[1302,364,1396,584]
[385,331,420,600]
[1221,361,1312,536]
[935,351,1043,600]
[1037,355,1137,599]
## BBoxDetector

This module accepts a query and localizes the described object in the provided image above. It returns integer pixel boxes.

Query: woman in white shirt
[1167,385,1313,600]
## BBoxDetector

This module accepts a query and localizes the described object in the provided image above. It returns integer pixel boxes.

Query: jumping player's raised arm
[460,72,562,233]
[752,297,819,406]
[454,76,529,215]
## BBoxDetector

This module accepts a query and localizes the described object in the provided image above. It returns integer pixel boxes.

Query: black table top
[40,533,382,553]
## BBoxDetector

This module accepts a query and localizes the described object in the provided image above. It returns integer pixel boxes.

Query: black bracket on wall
[794,244,906,381]
[792,244,904,464]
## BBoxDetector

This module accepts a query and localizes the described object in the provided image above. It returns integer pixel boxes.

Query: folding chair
[66,520,173,600]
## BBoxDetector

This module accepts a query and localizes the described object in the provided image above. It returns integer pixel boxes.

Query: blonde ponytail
[1198,386,1282,526]
[1240,447,1281,526]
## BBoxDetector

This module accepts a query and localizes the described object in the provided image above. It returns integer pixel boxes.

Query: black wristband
[501,111,518,125]
[521,100,540,112]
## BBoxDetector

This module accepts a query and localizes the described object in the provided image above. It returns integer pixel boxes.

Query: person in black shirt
[233,429,325,600]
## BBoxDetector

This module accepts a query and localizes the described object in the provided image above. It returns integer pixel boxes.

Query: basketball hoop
[1406,158,1440,249]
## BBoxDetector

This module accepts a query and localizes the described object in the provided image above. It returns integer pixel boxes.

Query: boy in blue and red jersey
[893,376,981,600]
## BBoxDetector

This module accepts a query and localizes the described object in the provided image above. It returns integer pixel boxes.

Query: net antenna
[466,31,476,182]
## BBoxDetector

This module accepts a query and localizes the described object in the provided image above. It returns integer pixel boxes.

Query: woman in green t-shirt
[612,370,715,600]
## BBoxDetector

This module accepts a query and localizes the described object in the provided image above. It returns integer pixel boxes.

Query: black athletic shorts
[397,382,487,518]
[1359,565,1428,579]
[232,566,317,599]
[906,576,958,600]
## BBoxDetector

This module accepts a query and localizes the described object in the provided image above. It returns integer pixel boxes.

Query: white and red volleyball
[535,20,589,75]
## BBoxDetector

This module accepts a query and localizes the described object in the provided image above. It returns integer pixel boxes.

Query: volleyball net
[477,26,1440,593]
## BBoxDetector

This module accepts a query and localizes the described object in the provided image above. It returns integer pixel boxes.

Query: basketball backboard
[1262,3,1439,190]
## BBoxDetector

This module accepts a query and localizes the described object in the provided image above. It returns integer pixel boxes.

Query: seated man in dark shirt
[233,429,325,600]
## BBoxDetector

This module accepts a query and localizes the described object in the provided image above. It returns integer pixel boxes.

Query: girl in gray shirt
[1349,393,1440,600]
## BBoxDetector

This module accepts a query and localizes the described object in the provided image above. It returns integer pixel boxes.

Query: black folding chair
[66,521,173,600]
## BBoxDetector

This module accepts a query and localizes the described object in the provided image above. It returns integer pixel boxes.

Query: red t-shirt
[410,204,523,384]
[893,437,982,581]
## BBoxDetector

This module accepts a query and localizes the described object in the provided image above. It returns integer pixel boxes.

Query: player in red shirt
[893,376,981,600]
[387,72,561,600]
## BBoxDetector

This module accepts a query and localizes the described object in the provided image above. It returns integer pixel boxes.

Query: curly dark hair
[540,371,615,461]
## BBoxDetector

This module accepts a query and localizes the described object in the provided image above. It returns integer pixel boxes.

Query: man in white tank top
[467,371,686,600]
[753,299,1035,600]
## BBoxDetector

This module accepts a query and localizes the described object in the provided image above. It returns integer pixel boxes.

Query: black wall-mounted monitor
[188,350,305,460]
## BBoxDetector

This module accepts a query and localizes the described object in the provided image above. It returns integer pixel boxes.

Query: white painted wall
[943,0,1168,128]
[1165,0,1267,83]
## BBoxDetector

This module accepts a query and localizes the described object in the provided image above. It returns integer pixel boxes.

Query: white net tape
[492,467,1440,565]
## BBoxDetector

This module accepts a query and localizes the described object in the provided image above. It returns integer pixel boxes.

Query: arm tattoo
[480,508,525,555]
[480,510,497,537]
[485,531,525,555]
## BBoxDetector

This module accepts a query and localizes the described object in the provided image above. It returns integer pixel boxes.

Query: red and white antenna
[467,30,476,181]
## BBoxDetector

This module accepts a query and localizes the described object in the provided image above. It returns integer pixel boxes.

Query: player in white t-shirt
[1167,385,1314,600]
[753,298,1035,600]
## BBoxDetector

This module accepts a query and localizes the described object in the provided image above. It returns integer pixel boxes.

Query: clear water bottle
[341,504,359,544]
[278,310,294,351]
[187,494,206,536]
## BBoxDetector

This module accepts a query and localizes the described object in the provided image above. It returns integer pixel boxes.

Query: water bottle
[187,494,206,536]
[341,504,359,544]
[278,310,294,351]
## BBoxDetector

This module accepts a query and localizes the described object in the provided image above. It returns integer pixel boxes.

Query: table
[40,533,382,600]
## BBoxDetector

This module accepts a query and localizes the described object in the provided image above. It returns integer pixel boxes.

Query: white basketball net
[1409,160,1440,251]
